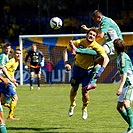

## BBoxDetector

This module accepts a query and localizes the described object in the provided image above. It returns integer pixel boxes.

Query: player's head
[92,10,103,24]
[14,49,21,60]
[4,43,11,55]
[113,39,125,54]
[86,28,98,43]
[32,43,37,52]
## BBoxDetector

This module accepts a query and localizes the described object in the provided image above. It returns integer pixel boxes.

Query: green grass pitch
[3,84,129,133]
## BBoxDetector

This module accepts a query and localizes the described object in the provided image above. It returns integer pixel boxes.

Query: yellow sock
[8,101,17,118]
[82,98,90,110]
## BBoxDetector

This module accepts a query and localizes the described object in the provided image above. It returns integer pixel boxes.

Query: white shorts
[118,86,133,103]
[103,40,117,60]
[0,69,3,76]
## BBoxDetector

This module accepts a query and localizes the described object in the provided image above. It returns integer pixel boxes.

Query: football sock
[30,78,33,86]
[8,101,17,118]
[37,77,40,87]
[119,108,129,124]
[90,65,101,84]
[70,95,76,106]
[0,124,7,133]
[126,107,133,129]
[5,97,11,104]
[76,48,97,56]
[82,97,90,110]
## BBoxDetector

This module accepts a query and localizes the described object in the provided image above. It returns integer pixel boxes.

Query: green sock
[126,107,133,129]
[76,48,97,56]
[6,97,11,104]
[0,124,7,133]
[90,65,100,84]
[119,108,129,124]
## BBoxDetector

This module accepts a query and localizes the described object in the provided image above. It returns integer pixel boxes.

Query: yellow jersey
[4,58,19,79]
[67,38,107,70]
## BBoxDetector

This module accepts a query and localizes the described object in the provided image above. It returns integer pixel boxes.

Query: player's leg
[4,97,11,108]
[36,68,41,90]
[81,71,92,120]
[1,93,10,108]
[0,95,7,133]
[68,65,82,117]
[7,94,19,120]
[82,59,102,91]
[68,86,78,116]
[49,72,52,84]
[6,83,19,120]
[124,86,133,132]
[117,102,129,124]
[103,41,117,60]
[117,86,133,132]
[30,68,34,90]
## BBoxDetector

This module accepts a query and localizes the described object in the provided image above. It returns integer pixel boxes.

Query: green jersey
[99,16,123,41]
[0,53,9,66]
[117,52,133,87]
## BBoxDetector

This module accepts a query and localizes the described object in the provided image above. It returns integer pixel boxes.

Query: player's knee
[12,95,18,102]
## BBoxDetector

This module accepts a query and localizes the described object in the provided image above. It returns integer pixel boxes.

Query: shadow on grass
[7,127,100,133]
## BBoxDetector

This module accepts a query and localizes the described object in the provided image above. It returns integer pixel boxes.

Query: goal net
[18,32,133,85]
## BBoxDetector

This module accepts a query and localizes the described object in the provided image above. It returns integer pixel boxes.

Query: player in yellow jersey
[63,28,109,120]
[1,49,21,120]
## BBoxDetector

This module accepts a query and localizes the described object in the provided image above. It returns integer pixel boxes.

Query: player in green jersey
[114,39,133,133]
[0,43,12,108]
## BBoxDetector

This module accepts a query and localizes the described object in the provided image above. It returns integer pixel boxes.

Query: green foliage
[3,84,128,133]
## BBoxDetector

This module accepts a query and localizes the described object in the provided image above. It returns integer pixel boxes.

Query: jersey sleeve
[0,54,8,66]
[100,19,110,34]
[120,57,129,74]
[93,42,107,58]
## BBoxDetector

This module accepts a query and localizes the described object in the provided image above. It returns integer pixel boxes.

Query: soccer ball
[50,17,62,30]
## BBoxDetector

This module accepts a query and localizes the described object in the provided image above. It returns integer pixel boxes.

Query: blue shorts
[70,65,93,88]
[0,82,16,97]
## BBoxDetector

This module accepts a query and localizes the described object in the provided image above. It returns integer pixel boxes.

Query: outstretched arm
[69,40,97,56]
[95,54,109,79]
[2,66,16,83]
[63,48,71,71]
[76,48,97,56]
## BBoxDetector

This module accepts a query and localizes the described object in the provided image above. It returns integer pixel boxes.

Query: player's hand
[81,25,89,30]
[10,78,16,83]
[14,82,18,87]
[95,66,104,79]
[41,61,44,67]
[65,64,71,71]
[116,88,122,96]
[4,78,8,88]
[24,65,28,69]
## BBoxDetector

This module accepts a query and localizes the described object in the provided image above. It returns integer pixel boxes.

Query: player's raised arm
[63,48,71,71]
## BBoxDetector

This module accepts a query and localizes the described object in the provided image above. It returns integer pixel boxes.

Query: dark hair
[113,39,125,53]
[92,10,102,18]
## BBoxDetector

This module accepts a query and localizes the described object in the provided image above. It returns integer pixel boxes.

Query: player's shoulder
[73,38,86,44]
[8,58,15,63]
[37,49,43,55]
